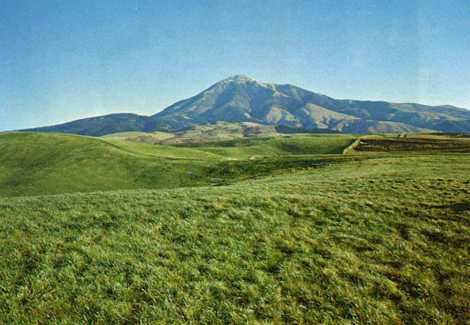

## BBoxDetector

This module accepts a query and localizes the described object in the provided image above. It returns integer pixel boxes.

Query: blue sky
[1,0,469,131]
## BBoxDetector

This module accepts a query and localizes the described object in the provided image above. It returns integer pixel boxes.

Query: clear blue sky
[1,0,469,131]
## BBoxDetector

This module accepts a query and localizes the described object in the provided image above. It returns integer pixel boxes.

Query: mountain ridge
[24,75,470,136]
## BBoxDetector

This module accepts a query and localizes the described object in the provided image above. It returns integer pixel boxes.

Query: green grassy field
[180,134,355,159]
[0,132,214,197]
[0,131,469,323]
[0,132,355,197]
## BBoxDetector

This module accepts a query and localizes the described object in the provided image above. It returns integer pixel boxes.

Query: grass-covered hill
[0,132,355,197]
[0,131,469,323]
[0,150,468,323]
[0,132,212,197]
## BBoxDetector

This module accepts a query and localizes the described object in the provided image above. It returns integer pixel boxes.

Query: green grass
[0,132,469,323]
[102,130,175,142]
[182,134,356,159]
[0,132,355,197]
[0,132,214,197]
[0,154,468,323]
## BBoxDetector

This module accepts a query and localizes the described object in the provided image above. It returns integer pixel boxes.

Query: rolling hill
[25,75,470,135]
[0,132,217,197]
[0,131,469,323]
[1,130,468,198]
[0,132,355,197]
[0,138,469,323]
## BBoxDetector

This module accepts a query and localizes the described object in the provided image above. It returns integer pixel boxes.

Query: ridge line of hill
[22,75,470,136]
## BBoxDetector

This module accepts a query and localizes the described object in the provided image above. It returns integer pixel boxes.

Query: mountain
[25,75,470,135]
[26,113,152,137]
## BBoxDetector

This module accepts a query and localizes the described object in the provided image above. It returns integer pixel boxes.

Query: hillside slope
[0,132,218,197]
[26,113,152,137]
[0,132,355,197]
[152,75,452,133]
[0,153,468,323]
[25,75,470,135]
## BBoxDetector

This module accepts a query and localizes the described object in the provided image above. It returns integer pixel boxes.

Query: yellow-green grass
[184,134,356,159]
[0,132,216,197]
[0,154,468,323]
[0,132,355,197]
[102,131,175,142]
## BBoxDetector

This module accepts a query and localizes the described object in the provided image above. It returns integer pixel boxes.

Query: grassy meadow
[0,130,469,323]
[0,132,355,197]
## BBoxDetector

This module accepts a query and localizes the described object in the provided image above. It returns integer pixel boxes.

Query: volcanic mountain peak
[221,74,255,83]
[24,75,470,136]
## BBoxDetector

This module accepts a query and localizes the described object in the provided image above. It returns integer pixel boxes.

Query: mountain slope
[152,75,469,133]
[26,113,152,137]
[103,122,280,145]
[25,75,470,134]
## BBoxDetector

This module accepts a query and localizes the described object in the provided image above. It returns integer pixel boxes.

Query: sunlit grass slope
[0,132,355,197]
[0,132,217,197]
[0,154,468,323]
[182,134,355,159]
